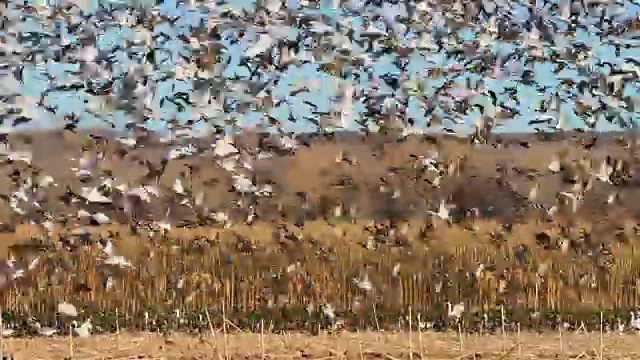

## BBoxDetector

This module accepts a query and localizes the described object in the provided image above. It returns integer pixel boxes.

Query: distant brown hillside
[0,129,635,230]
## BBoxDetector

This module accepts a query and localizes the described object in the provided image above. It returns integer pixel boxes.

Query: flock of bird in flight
[0,0,637,135]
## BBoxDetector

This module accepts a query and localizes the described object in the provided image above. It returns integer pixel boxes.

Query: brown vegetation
[1,218,640,333]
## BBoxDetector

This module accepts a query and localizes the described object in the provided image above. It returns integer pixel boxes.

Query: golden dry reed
[0,218,639,333]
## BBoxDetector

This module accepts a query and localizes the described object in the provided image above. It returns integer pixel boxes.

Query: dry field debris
[3,331,640,359]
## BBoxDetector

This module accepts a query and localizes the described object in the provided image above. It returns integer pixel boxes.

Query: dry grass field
[4,218,640,332]
[5,330,640,359]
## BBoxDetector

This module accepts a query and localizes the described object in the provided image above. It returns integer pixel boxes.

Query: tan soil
[3,330,639,359]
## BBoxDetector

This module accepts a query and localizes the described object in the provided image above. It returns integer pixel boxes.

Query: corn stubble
[1,218,640,333]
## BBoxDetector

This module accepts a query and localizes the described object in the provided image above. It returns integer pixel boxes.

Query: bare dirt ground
[4,331,640,359]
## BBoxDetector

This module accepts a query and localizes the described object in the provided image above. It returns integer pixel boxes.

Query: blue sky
[12,0,640,134]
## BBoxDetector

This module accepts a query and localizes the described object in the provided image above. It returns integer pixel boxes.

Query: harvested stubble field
[5,330,640,359]
[0,130,639,340]
[5,219,640,333]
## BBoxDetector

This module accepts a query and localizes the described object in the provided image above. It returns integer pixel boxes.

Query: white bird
[32,321,58,337]
[7,255,40,281]
[310,20,334,34]
[428,199,452,221]
[421,157,439,172]
[212,211,229,225]
[104,275,114,290]
[360,24,386,39]
[103,253,132,268]
[38,175,56,188]
[630,311,640,330]
[1,327,15,337]
[560,238,571,254]
[446,301,465,321]
[595,159,613,183]
[173,177,185,195]
[73,319,92,338]
[91,212,111,225]
[484,15,498,35]
[352,273,373,293]
[245,33,274,58]
[81,187,112,204]
[280,135,298,150]
[57,302,78,317]
[116,137,137,147]
[528,182,539,202]
[232,174,257,194]
[167,144,197,160]
[6,150,32,165]
[102,240,132,268]
[555,110,571,131]
[213,136,239,157]
[126,186,153,203]
[548,156,561,173]
[558,191,581,213]
[336,82,354,128]
[321,303,336,322]
[392,263,401,277]
[618,317,626,333]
